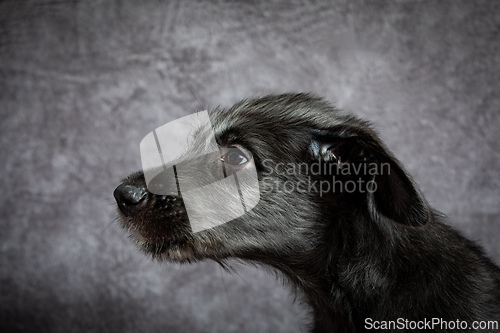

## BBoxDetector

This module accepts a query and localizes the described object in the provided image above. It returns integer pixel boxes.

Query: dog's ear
[310,128,429,227]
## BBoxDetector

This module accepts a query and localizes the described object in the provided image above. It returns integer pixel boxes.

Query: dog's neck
[260,211,401,332]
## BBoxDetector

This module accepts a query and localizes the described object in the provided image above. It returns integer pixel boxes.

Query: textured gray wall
[1,1,499,332]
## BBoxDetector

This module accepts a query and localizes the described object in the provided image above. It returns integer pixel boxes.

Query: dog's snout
[114,183,148,216]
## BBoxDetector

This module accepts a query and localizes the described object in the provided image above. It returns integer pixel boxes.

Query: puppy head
[114,93,429,264]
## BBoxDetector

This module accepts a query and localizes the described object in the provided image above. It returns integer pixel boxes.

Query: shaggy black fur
[114,93,500,332]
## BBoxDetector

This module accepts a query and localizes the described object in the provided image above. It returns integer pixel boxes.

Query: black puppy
[114,93,500,332]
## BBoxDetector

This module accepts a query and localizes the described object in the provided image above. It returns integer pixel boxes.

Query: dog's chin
[129,230,199,263]
[119,212,230,263]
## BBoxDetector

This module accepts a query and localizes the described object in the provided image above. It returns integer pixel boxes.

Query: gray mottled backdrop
[1,1,499,332]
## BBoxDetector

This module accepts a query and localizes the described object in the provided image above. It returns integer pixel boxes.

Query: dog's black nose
[113,183,148,217]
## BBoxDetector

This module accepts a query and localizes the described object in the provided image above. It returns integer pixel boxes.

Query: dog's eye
[221,147,250,166]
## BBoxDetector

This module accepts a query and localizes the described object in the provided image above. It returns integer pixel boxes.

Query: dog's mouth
[113,183,198,262]
[114,177,236,263]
